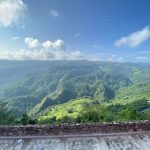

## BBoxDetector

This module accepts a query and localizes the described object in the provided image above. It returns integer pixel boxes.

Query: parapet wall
[0,121,150,136]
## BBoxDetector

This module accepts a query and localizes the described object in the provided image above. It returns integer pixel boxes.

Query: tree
[21,114,30,125]
[0,102,16,125]
[117,108,142,121]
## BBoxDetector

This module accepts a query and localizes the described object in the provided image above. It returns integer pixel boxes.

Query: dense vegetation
[0,60,150,125]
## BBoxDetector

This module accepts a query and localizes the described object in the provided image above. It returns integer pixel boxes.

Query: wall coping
[0,121,150,136]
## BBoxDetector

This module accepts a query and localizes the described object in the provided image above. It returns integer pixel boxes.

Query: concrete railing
[0,121,150,137]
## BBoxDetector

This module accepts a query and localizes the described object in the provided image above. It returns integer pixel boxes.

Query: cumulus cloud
[70,51,83,60]
[23,38,66,59]
[24,37,40,48]
[42,39,65,50]
[24,37,65,51]
[0,37,84,60]
[49,9,59,17]
[0,0,27,27]
[42,41,53,49]
[115,26,150,47]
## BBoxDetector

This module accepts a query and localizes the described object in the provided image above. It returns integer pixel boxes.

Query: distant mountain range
[0,60,150,123]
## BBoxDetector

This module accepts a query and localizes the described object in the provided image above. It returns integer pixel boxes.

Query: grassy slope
[38,98,93,122]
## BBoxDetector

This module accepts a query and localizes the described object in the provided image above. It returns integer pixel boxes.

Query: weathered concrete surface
[0,121,150,150]
[0,134,150,150]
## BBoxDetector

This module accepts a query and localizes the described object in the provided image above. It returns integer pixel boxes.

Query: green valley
[0,60,150,124]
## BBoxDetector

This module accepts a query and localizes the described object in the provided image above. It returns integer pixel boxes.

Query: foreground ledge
[0,121,150,137]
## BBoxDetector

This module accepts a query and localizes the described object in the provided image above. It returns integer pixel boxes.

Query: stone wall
[0,121,150,136]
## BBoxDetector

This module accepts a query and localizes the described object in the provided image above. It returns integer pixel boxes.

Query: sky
[0,0,150,62]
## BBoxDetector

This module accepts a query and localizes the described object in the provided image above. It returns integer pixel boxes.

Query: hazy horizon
[0,59,150,64]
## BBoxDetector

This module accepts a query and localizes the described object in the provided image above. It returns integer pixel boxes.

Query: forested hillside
[0,60,150,124]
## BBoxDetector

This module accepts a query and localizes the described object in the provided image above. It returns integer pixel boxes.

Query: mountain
[0,60,150,122]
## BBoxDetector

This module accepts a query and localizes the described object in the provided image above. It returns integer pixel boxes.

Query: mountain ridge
[0,60,150,122]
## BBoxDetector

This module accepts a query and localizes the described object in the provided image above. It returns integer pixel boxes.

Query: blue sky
[0,0,150,62]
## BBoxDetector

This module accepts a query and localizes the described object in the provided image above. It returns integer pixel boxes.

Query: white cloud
[52,39,65,50]
[0,49,84,60]
[0,49,53,60]
[0,0,27,27]
[136,56,148,60]
[115,26,150,47]
[24,37,40,48]
[108,55,123,62]
[42,41,53,49]
[70,51,83,60]
[24,38,65,51]
[42,39,65,50]
[49,9,59,17]
[0,37,84,60]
